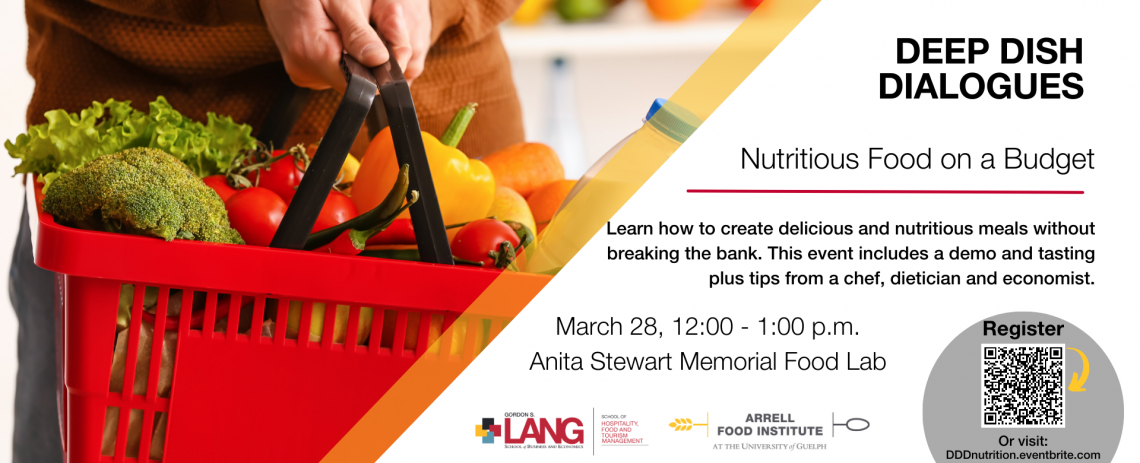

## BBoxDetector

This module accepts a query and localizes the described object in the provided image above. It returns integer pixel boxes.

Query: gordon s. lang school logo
[476,416,585,445]
[476,418,501,444]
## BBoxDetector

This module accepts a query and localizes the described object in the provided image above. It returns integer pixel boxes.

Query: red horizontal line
[687,189,1083,195]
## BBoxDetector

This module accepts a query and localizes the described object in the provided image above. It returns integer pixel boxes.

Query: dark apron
[10,200,63,463]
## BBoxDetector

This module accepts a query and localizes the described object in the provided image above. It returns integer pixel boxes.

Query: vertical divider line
[415,312,431,355]
[202,292,218,339]
[488,319,504,344]
[166,288,193,461]
[250,296,266,344]
[120,285,146,398]
[179,290,193,338]
[369,307,385,355]
[437,315,455,361]
[113,283,146,462]
[298,301,314,348]
[345,305,361,350]
[462,318,478,360]
[475,318,489,355]
[225,295,241,341]
[274,300,289,346]
[321,303,337,350]
[136,409,156,461]
[145,288,169,403]
[392,311,408,357]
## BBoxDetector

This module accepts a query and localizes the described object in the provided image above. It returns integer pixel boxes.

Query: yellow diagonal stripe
[323,1,819,461]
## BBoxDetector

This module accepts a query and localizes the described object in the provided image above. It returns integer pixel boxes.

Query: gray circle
[923,312,1122,462]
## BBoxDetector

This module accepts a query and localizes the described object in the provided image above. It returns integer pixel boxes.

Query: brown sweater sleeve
[431,0,525,47]
[81,0,263,26]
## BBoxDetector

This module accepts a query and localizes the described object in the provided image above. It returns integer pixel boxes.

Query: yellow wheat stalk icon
[667,414,709,436]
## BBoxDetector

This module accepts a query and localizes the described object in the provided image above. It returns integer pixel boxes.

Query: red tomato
[366,218,416,246]
[246,150,305,203]
[311,190,358,233]
[202,175,236,202]
[451,219,521,268]
[226,187,287,246]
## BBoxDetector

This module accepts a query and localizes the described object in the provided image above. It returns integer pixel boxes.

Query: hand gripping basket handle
[266,45,454,265]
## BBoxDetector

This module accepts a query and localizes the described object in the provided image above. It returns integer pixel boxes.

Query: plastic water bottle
[556,98,698,214]
[528,98,699,274]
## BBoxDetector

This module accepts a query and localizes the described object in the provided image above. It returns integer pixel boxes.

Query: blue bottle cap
[645,98,669,120]
[646,99,701,143]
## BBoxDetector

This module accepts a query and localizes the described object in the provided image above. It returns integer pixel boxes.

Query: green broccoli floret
[42,148,244,244]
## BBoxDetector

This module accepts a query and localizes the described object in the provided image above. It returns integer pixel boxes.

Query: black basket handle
[369,53,453,265]
[263,48,453,265]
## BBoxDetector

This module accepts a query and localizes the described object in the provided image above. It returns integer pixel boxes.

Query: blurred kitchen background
[505,0,748,177]
[0,0,751,459]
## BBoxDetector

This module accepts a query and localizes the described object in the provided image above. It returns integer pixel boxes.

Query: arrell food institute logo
[475,413,586,449]
[668,413,710,436]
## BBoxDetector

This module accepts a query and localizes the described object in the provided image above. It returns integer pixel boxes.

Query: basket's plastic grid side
[64,276,510,463]
[106,282,172,461]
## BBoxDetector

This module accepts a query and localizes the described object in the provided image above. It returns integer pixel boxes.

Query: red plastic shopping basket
[30,51,548,462]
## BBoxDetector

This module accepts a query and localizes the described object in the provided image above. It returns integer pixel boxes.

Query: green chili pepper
[304,164,410,251]
[348,191,419,250]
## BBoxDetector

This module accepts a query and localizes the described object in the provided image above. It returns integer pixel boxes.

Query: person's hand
[260,0,419,92]
[369,0,431,81]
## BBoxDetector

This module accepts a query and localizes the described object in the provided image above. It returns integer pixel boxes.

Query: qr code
[981,344,1065,428]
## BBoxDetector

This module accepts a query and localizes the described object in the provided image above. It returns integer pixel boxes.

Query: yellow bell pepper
[353,104,494,226]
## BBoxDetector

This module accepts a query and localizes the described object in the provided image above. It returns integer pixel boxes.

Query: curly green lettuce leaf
[5,96,256,189]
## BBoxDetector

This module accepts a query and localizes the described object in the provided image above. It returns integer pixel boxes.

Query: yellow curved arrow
[1067,347,1089,392]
